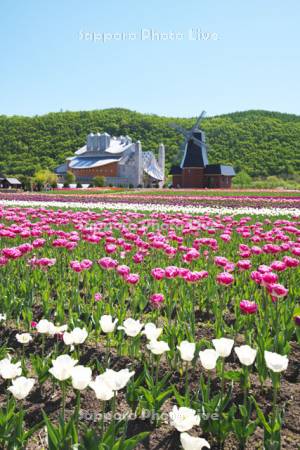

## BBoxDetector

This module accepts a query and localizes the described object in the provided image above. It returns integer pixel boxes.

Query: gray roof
[5,178,22,184]
[54,163,68,174]
[69,157,121,169]
[204,165,236,176]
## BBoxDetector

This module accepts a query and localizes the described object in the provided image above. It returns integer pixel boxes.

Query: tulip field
[0,200,299,449]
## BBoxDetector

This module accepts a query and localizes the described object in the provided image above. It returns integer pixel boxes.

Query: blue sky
[0,0,299,117]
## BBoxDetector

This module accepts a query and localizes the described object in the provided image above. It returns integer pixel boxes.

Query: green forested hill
[0,108,299,177]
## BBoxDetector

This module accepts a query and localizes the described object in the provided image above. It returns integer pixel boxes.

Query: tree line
[0,108,299,180]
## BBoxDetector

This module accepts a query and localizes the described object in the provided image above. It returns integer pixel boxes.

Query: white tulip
[212,338,234,358]
[63,328,88,346]
[234,345,257,366]
[0,313,6,322]
[16,333,32,344]
[0,357,22,379]
[71,365,92,390]
[100,368,135,391]
[180,432,210,450]
[177,341,196,362]
[147,340,170,355]
[264,351,288,373]
[49,355,78,381]
[89,376,114,401]
[100,315,118,333]
[36,320,67,336]
[169,405,200,432]
[49,324,68,336]
[118,318,143,337]
[71,327,88,344]
[199,349,219,370]
[142,323,162,341]
[36,319,53,334]
[8,376,35,400]
[63,331,74,346]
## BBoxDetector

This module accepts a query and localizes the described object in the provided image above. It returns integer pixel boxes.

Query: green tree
[18,175,33,191]
[0,108,299,180]
[34,169,57,190]
[64,171,76,187]
[93,176,105,187]
[232,171,252,188]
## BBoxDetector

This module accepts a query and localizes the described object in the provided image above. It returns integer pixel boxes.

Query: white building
[55,132,165,187]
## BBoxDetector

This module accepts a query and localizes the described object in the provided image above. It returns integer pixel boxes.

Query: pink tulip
[237,260,251,271]
[270,261,286,272]
[125,273,140,285]
[151,268,165,280]
[214,256,228,267]
[133,253,144,263]
[240,300,258,314]
[267,283,288,298]
[165,266,179,278]
[94,292,102,302]
[261,272,278,285]
[150,293,165,306]
[0,256,8,266]
[216,272,234,286]
[250,271,262,284]
[117,265,130,276]
[184,270,208,282]
[283,256,299,268]
[98,257,118,270]
[105,244,117,254]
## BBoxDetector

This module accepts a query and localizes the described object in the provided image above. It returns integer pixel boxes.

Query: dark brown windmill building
[170,111,235,188]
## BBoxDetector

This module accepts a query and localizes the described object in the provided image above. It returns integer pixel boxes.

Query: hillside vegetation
[0,108,299,178]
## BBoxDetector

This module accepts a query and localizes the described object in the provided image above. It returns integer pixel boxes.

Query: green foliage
[34,169,57,188]
[93,175,105,187]
[17,174,33,191]
[0,108,299,177]
[232,171,252,188]
[0,398,42,449]
[65,170,75,185]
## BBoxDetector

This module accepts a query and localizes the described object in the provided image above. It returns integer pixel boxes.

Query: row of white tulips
[0,317,289,449]
[0,198,298,216]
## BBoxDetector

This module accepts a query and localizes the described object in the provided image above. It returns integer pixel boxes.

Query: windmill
[170,111,207,165]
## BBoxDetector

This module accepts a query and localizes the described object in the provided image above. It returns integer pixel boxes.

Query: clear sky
[0,0,299,118]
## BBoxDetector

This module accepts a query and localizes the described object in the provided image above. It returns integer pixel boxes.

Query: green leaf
[224,370,242,381]
[251,396,271,434]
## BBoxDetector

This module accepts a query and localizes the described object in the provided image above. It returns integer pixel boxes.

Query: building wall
[172,172,234,189]
[117,142,143,187]
[158,144,165,188]
[205,175,233,188]
[172,174,183,187]
[182,168,205,188]
[71,162,118,179]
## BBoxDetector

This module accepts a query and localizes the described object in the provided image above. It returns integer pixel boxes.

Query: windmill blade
[192,110,207,131]
[170,123,189,137]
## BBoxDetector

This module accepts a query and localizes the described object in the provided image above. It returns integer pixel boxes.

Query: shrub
[232,171,252,188]
[65,171,76,185]
[93,176,105,187]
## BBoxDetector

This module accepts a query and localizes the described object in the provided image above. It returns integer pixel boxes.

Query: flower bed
[0,191,300,215]
[0,206,299,448]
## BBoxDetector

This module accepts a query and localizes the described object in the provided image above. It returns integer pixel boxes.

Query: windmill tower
[169,110,236,189]
[170,111,208,188]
